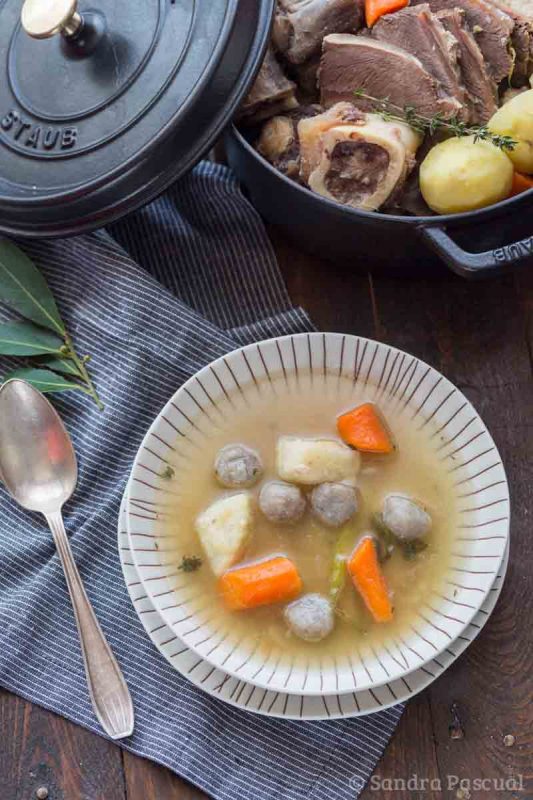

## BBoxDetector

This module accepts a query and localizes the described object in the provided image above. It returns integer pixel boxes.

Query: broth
[163,371,459,665]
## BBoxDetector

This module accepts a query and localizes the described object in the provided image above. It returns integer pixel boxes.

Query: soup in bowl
[127,334,509,695]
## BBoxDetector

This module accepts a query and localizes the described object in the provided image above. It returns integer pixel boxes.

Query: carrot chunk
[365,0,409,27]
[337,402,395,454]
[347,537,393,623]
[511,171,533,196]
[219,556,302,611]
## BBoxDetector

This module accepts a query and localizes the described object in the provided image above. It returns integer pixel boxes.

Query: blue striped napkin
[0,162,403,800]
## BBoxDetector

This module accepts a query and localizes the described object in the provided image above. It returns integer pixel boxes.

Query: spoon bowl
[0,379,77,514]
[0,379,134,739]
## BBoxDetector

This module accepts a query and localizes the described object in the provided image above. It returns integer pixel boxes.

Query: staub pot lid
[0,0,274,237]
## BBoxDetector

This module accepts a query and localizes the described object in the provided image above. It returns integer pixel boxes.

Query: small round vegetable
[419,136,513,214]
[214,444,263,488]
[259,481,306,524]
[284,593,335,642]
[310,482,359,527]
[489,89,533,174]
[382,494,432,541]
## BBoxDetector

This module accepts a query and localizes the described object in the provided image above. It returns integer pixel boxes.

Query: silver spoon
[0,379,134,740]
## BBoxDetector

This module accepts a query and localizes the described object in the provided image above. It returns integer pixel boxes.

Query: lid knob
[21,0,83,40]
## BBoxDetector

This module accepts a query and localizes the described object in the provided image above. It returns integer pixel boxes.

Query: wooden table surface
[1,229,532,800]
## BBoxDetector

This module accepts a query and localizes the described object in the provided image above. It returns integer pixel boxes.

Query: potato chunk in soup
[276,436,360,484]
[195,493,253,577]
[169,372,458,669]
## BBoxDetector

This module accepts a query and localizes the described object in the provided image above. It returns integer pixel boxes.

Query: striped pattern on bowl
[120,487,509,719]
[127,333,510,696]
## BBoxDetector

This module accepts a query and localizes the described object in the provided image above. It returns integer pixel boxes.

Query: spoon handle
[46,510,134,740]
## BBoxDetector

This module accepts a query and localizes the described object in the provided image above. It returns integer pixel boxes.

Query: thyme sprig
[354,90,517,152]
[178,555,203,573]
[159,465,175,480]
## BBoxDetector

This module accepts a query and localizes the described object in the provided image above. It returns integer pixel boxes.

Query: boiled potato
[195,493,252,577]
[420,136,513,214]
[489,89,533,174]
[276,436,360,485]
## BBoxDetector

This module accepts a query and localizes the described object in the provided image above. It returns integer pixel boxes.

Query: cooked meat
[389,167,433,216]
[214,444,263,488]
[373,5,467,120]
[298,102,366,182]
[310,482,359,527]
[511,20,532,84]
[411,0,514,84]
[303,112,421,211]
[490,0,533,15]
[320,35,461,119]
[290,56,321,99]
[437,8,498,122]
[496,0,533,82]
[273,0,364,65]
[284,593,335,641]
[259,480,306,523]
[239,47,298,124]
[487,0,532,84]
[381,495,432,541]
[256,116,302,178]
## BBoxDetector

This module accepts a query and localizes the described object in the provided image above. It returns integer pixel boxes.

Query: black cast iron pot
[0,0,275,239]
[225,125,533,279]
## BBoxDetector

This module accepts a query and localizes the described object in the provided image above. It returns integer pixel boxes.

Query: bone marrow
[325,140,391,202]
[305,112,421,210]
[240,0,533,216]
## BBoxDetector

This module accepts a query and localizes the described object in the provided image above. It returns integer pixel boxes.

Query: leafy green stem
[0,239,104,410]
[354,90,518,152]
[63,333,104,410]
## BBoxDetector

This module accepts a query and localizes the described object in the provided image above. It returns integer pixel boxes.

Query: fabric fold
[0,162,402,800]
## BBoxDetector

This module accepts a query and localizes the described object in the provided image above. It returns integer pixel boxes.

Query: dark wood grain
[421,273,533,800]
[364,698,442,800]
[0,689,125,800]
[346,269,533,800]
[1,230,532,800]
[122,751,206,800]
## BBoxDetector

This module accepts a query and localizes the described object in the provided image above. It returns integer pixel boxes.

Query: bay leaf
[39,355,82,378]
[2,367,87,395]
[0,239,66,335]
[0,321,64,356]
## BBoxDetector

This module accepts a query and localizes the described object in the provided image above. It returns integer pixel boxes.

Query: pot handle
[417,224,533,279]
